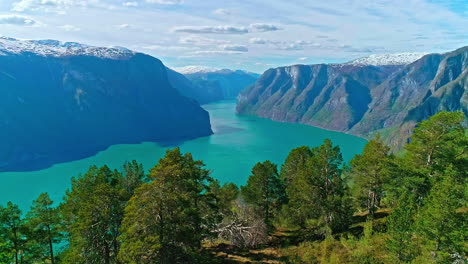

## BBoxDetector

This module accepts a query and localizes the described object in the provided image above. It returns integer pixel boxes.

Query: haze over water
[0,101,366,210]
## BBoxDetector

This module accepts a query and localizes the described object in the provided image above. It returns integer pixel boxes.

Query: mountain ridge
[168,67,259,104]
[0,37,213,171]
[0,36,134,59]
[237,46,467,149]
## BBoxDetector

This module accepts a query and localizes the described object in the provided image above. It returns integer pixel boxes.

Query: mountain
[169,67,259,104]
[345,52,428,66]
[166,68,224,104]
[0,37,213,171]
[237,47,467,149]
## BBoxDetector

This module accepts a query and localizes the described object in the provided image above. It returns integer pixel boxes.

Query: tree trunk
[47,225,55,264]
[13,227,19,264]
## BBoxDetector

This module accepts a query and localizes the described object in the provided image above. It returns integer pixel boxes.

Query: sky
[0,0,466,73]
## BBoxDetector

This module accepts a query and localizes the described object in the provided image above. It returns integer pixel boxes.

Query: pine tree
[284,139,352,232]
[280,146,313,186]
[349,136,392,216]
[118,148,215,264]
[26,193,62,264]
[61,165,127,264]
[387,191,419,263]
[209,180,239,216]
[402,112,467,200]
[241,160,286,230]
[415,167,467,262]
[122,160,146,197]
[0,202,24,264]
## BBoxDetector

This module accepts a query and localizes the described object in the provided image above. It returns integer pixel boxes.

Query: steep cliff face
[237,47,467,148]
[0,37,213,171]
[169,68,259,104]
[237,64,402,132]
[351,46,467,148]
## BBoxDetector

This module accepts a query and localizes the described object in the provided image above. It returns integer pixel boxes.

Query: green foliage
[284,229,389,264]
[122,160,146,197]
[0,202,26,264]
[26,193,62,264]
[282,139,352,233]
[118,148,215,264]
[401,111,467,201]
[241,160,286,230]
[386,191,419,262]
[280,146,313,186]
[60,165,128,264]
[208,180,239,216]
[0,111,465,264]
[349,136,393,216]
[415,166,467,262]
[406,111,465,172]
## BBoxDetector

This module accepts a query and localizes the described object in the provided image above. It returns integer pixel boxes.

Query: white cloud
[143,45,196,51]
[179,36,230,45]
[249,38,321,50]
[222,44,248,52]
[2,0,467,73]
[298,57,308,61]
[249,38,279,45]
[174,25,249,34]
[12,0,93,12]
[277,41,321,50]
[0,14,36,25]
[117,23,130,29]
[188,50,244,56]
[213,8,230,15]
[123,1,138,7]
[249,23,282,32]
[59,24,80,31]
[173,23,282,35]
[145,0,183,4]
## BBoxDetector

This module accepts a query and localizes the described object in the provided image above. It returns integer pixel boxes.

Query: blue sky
[0,0,466,73]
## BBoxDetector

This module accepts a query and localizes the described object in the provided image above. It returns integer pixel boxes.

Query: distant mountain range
[168,67,259,104]
[237,46,467,149]
[342,52,428,66]
[0,37,212,171]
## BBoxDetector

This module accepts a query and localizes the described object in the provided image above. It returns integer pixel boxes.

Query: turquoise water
[0,101,367,210]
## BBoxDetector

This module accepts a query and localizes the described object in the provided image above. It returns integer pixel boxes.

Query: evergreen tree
[284,139,352,232]
[209,180,239,216]
[122,160,146,197]
[406,111,465,173]
[402,112,467,201]
[26,193,62,264]
[349,136,392,216]
[241,161,286,230]
[280,146,313,186]
[118,148,215,264]
[61,165,127,264]
[0,202,25,264]
[415,167,467,262]
[386,191,419,263]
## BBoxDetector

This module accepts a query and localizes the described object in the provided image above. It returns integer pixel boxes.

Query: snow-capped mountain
[172,65,221,74]
[0,37,134,59]
[0,36,213,171]
[344,52,428,66]
[238,45,467,150]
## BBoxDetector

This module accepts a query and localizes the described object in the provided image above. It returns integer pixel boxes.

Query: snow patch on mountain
[344,52,429,66]
[0,37,135,59]
[173,66,222,74]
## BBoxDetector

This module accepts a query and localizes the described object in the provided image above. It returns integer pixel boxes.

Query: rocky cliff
[0,37,213,171]
[237,47,467,148]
